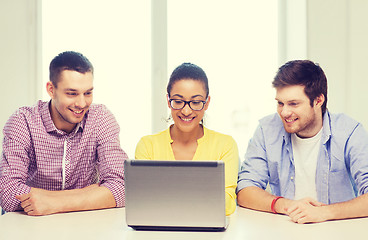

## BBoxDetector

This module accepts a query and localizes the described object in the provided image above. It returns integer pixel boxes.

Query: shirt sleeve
[345,124,368,196]
[95,108,128,208]
[237,124,270,193]
[220,136,239,216]
[0,113,32,212]
[135,137,153,160]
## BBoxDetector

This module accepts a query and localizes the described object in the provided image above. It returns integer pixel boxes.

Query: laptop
[124,159,227,231]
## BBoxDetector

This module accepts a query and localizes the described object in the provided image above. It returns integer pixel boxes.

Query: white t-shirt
[291,128,323,200]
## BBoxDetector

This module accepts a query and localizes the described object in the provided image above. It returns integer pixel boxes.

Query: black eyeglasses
[169,99,207,111]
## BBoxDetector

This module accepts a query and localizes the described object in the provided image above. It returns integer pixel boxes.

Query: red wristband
[271,196,283,214]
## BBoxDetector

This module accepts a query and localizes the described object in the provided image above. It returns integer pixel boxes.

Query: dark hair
[272,60,328,114]
[49,51,94,87]
[167,63,209,98]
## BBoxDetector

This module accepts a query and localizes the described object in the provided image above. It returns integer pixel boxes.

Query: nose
[181,102,192,116]
[75,95,87,108]
[280,105,292,118]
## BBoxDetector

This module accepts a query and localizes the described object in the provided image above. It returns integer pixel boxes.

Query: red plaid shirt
[0,100,127,211]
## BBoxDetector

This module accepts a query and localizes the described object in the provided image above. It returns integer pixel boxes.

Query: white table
[0,207,366,240]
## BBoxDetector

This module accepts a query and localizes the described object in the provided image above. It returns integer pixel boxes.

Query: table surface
[0,206,366,240]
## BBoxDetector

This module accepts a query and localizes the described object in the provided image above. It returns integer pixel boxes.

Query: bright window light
[42,0,151,158]
[168,0,278,156]
[42,0,278,159]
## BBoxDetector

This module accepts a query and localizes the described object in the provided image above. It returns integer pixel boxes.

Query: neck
[49,101,76,133]
[297,112,323,138]
[170,124,204,144]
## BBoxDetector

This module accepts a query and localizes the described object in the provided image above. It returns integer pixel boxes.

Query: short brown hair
[272,60,328,114]
[49,51,93,87]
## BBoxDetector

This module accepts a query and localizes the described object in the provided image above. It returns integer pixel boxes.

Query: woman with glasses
[135,63,239,215]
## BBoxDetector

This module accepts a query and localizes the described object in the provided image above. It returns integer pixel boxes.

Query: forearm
[237,186,292,214]
[237,186,276,212]
[45,185,116,213]
[323,193,368,221]
[18,185,117,216]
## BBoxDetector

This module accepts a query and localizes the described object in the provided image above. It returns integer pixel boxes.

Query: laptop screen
[124,159,226,231]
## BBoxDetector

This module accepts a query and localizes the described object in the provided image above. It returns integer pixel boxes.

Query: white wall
[307,0,368,127]
[279,0,368,127]
[0,0,41,146]
[1,0,368,187]
[2,1,368,142]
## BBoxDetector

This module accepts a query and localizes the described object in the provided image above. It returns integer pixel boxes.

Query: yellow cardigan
[135,126,239,215]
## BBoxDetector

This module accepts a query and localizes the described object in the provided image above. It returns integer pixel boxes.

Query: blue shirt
[237,111,368,204]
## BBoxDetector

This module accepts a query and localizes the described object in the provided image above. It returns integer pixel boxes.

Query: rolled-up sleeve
[0,114,32,212]
[96,108,128,207]
[237,125,270,193]
[220,136,239,215]
[345,124,368,196]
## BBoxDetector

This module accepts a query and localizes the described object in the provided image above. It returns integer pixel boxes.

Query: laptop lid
[124,159,226,231]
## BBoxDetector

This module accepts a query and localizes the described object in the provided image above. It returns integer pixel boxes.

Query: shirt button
[290,177,294,180]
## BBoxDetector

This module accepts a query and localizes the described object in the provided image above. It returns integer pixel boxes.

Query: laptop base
[129,225,227,232]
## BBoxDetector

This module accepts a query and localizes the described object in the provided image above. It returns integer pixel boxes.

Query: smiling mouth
[285,118,298,123]
[70,109,84,115]
[179,116,195,122]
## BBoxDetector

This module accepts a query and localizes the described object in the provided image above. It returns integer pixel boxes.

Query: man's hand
[15,184,114,216]
[16,188,61,216]
[285,197,328,224]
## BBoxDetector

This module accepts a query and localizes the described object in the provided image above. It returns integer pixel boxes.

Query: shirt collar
[321,110,332,144]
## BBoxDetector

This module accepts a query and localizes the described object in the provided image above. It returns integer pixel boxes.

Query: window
[42,0,278,158]
[42,0,151,158]
[168,0,278,155]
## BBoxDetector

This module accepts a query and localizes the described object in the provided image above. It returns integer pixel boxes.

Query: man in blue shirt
[237,60,368,224]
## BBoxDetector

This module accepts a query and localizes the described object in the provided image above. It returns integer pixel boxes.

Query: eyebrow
[275,98,300,103]
[171,94,205,99]
[65,87,94,92]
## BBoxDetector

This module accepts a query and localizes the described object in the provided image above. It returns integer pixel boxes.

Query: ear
[314,94,325,108]
[167,94,171,109]
[204,96,211,111]
[46,81,56,99]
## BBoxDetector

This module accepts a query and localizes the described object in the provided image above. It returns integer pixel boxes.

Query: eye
[289,102,298,106]
[191,101,202,106]
[85,91,93,96]
[277,101,284,107]
[174,100,183,104]
[66,92,77,96]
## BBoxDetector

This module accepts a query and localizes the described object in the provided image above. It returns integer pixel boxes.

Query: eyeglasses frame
[168,98,207,111]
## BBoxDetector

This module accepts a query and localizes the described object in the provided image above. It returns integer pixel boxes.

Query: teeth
[73,110,83,114]
[181,117,193,122]
[285,118,296,123]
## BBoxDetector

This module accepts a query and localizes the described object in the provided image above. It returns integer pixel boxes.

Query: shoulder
[203,127,238,152]
[328,112,359,128]
[87,103,113,117]
[257,113,285,138]
[139,128,169,144]
[136,128,169,158]
[5,101,43,128]
[204,127,235,143]
[327,112,361,136]
[202,127,239,160]
[3,101,45,142]
[85,104,117,125]
[258,113,283,128]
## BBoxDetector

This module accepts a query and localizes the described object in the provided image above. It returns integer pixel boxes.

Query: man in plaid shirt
[0,51,127,216]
